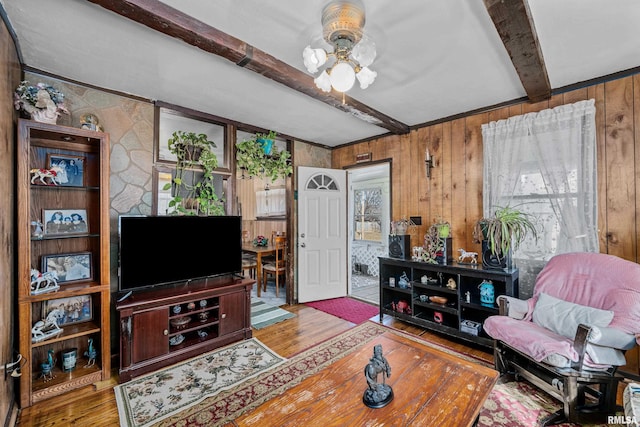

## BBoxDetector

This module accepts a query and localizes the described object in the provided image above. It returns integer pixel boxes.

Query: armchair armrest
[497,295,530,319]
[572,323,592,370]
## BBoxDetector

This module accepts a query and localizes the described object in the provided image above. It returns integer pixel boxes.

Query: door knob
[163,329,168,336]
[300,243,306,247]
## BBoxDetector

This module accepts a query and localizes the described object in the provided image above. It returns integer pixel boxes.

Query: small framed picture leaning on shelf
[46,153,85,187]
[42,295,93,326]
[42,251,92,284]
[42,208,88,236]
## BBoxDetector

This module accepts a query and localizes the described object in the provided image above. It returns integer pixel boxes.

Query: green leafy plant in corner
[163,131,225,216]
[474,205,538,260]
[236,130,293,183]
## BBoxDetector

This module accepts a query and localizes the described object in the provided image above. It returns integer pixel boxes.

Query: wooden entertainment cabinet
[379,257,519,348]
[116,275,254,382]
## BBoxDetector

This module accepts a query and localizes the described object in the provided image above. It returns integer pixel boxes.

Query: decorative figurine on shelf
[458,248,478,264]
[31,220,44,239]
[30,268,60,295]
[390,300,411,315]
[465,291,471,303]
[398,272,410,289]
[31,308,64,343]
[30,165,64,186]
[84,338,97,368]
[80,113,104,132]
[39,349,56,382]
[446,278,457,290]
[363,344,393,408]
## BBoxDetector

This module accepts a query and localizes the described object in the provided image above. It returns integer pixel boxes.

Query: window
[353,187,382,242]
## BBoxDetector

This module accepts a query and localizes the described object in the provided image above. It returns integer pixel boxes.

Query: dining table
[242,243,278,297]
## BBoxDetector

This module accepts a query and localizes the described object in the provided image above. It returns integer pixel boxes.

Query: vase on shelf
[30,109,59,124]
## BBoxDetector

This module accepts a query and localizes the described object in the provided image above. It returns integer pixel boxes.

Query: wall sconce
[425,149,434,179]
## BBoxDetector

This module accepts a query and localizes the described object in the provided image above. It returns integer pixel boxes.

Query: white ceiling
[2,0,640,147]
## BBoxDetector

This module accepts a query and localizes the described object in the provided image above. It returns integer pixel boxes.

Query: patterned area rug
[123,321,615,427]
[305,296,379,324]
[114,338,286,427]
[251,298,295,329]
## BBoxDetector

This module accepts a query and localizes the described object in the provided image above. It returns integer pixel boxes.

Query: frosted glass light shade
[314,70,332,92]
[329,62,356,92]
[356,66,377,89]
[351,39,376,68]
[303,45,327,73]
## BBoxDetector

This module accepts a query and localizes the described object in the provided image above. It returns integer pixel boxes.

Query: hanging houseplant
[236,130,293,183]
[163,131,225,216]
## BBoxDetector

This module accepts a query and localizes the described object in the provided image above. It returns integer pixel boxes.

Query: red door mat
[305,297,379,324]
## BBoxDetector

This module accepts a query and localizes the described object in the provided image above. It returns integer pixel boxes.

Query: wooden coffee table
[234,330,499,426]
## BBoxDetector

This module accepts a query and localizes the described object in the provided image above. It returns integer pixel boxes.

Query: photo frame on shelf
[42,251,92,284]
[155,104,229,172]
[42,208,88,236]
[46,153,85,187]
[43,294,93,326]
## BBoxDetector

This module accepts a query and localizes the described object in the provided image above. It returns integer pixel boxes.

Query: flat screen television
[118,215,242,294]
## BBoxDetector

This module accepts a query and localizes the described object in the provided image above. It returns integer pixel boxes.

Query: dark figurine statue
[363,344,393,408]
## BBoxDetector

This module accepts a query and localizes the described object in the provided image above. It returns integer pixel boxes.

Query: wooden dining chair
[262,236,287,297]
[242,257,257,279]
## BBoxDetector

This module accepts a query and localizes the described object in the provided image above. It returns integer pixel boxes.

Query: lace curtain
[481,99,598,297]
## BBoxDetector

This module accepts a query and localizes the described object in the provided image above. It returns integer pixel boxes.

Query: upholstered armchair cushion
[532,292,614,339]
[485,252,640,370]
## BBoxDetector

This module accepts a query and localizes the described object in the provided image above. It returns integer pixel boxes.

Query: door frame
[344,160,392,298]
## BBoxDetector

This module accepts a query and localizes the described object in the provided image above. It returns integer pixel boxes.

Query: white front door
[297,166,347,303]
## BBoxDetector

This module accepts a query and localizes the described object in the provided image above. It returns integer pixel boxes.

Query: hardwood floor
[15,304,493,426]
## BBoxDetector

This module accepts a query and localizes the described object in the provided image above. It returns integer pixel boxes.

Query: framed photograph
[42,252,93,284]
[43,295,93,326]
[46,154,85,187]
[43,208,88,236]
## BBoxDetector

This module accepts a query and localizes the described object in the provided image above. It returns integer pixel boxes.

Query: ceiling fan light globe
[351,40,376,68]
[356,66,376,89]
[303,45,327,73]
[314,70,332,92]
[329,62,356,92]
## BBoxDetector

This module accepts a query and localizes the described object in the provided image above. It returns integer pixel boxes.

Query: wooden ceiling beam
[483,0,551,102]
[87,0,410,135]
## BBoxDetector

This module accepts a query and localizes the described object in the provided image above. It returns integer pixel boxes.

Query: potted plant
[236,130,293,183]
[14,80,69,124]
[474,205,538,266]
[433,216,451,238]
[163,131,225,216]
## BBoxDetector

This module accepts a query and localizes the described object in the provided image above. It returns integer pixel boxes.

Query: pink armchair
[484,252,640,426]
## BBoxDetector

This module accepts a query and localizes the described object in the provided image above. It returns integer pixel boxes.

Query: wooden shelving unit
[16,119,111,407]
[379,257,519,348]
[116,275,253,382]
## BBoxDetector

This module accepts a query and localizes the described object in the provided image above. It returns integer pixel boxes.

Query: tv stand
[116,275,254,382]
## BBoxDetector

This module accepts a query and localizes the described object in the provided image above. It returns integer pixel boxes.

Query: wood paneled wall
[332,76,640,373]
[332,76,639,265]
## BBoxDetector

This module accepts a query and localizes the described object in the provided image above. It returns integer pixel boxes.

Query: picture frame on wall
[42,295,93,326]
[42,252,93,284]
[42,208,88,236]
[155,104,229,172]
[46,153,85,187]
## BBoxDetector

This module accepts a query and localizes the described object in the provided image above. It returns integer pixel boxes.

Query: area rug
[305,296,379,324]
[114,338,286,427]
[149,320,615,427]
[251,298,295,329]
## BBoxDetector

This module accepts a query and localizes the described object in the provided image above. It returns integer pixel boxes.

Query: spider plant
[475,205,538,260]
